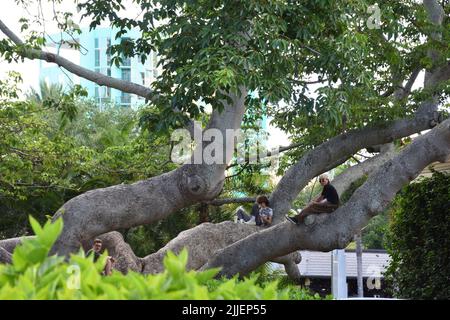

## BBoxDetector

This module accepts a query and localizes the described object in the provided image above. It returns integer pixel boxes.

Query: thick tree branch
[423,0,445,87]
[206,197,256,206]
[269,111,440,223]
[202,118,450,277]
[332,143,398,195]
[139,221,300,274]
[0,222,301,279]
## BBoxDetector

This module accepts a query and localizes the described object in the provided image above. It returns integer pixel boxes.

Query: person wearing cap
[285,174,339,225]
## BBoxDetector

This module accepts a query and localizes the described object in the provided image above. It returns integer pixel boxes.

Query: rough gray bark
[0,237,25,254]
[0,247,12,264]
[49,87,247,257]
[332,143,397,195]
[140,221,300,274]
[0,223,301,277]
[0,19,154,100]
[0,236,34,264]
[282,260,303,284]
[201,118,450,277]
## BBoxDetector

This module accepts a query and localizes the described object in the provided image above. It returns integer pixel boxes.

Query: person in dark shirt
[286,174,339,225]
[86,239,103,262]
[86,238,115,275]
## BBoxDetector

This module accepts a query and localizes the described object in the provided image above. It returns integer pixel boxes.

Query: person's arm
[260,215,270,225]
[261,209,273,225]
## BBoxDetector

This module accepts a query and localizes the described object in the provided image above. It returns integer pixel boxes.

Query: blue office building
[39,27,159,108]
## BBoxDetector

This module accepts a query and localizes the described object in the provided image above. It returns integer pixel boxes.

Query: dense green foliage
[385,171,450,299]
[0,216,322,300]
[0,74,176,239]
[361,212,389,249]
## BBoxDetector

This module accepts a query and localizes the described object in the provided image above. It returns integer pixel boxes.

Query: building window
[140,72,145,85]
[95,50,100,67]
[94,38,99,49]
[121,92,131,105]
[121,68,131,82]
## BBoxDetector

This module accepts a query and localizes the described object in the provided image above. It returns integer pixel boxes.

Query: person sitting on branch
[285,174,339,225]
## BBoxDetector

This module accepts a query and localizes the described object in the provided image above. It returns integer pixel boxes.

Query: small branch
[226,142,303,169]
[292,78,328,85]
[206,197,256,206]
[225,163,249,179]
[300,44,321,56]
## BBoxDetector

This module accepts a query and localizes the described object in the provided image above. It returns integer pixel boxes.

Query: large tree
[0,0,449,279]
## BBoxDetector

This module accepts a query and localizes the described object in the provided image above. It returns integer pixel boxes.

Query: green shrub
[0,216,322,300]
[384,171,450,299]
